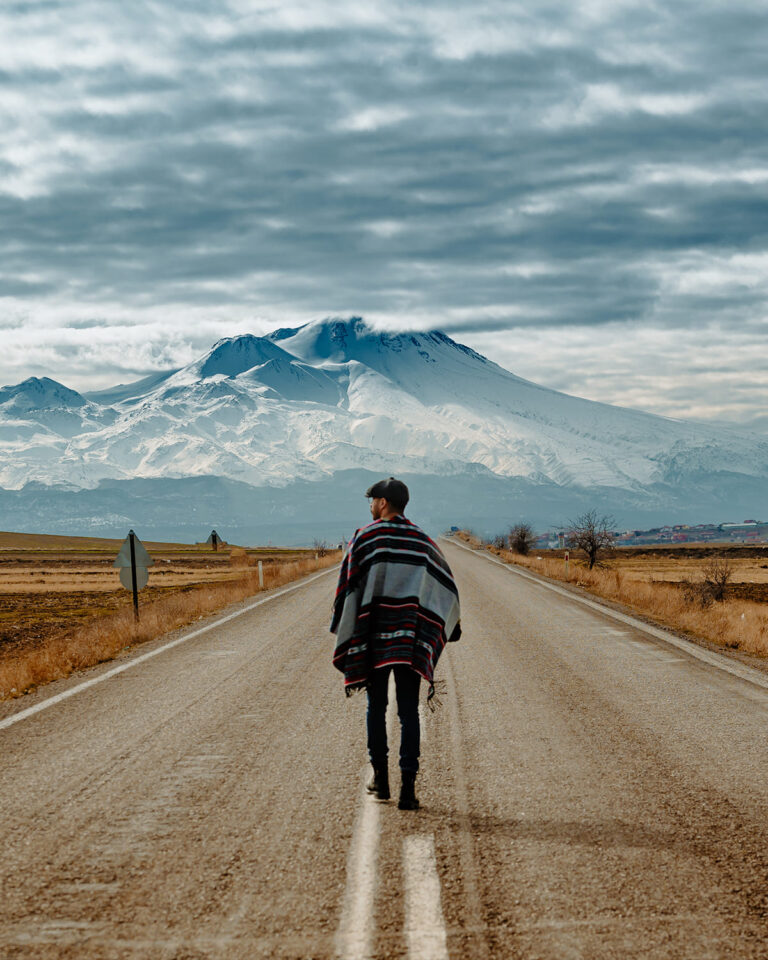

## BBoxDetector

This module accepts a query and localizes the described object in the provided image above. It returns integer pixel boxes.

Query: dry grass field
[459,533,768,662]
[0,531,341,700]
[539,545,768,603]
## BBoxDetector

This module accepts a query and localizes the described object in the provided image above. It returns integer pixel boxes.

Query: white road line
[335,784,381,960]
[0,567,337,733]
[403,834,449,960]
[336,675,397,959]
[443,537,768,694]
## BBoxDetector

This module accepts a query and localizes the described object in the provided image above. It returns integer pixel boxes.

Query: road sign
[120,565,148,590]
[114,530,152,621]
[114,534,154,568]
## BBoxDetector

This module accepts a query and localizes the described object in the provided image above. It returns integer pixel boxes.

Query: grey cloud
[0,276,56,297]
[66,318,118,329]
[1,0,768,419]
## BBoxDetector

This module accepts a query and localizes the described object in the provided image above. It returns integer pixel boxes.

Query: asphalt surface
[3,542,768,958]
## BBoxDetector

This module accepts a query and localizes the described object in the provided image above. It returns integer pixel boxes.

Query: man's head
[365,476,410,521]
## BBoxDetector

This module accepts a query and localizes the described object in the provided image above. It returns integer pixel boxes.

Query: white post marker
[258,560,264,588]
[403,834,449,960]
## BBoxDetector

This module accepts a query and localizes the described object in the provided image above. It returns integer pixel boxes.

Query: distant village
[536,520,768,548]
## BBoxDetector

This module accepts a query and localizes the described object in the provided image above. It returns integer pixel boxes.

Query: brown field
[459,533,768,662]
[0,531,340,700]
[534,544,768,604]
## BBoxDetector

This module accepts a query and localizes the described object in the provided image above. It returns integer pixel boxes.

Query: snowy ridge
[0,317,766,505]
[0,376,87,411]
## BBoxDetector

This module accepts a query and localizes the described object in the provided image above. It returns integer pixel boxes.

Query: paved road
[3,542,768,959]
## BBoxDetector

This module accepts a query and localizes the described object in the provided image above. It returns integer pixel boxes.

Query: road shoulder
[443,536,768,689]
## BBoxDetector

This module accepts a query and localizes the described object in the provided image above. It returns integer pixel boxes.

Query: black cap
[365,476,410,511]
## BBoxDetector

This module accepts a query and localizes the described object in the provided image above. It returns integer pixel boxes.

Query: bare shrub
[685,558,733,606]
[509,522,535,555]
[567,510,616,569]
[456,529,482,547]
[313,538,328,557]
[703,558,732,602]
[491,534,507,550]
[682,581,711,608]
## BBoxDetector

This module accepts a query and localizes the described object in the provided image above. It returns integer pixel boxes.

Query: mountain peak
[1,322,767,530]
[197,334,295,379]
[0,376,87,410]
[266,316,369,356]
[265,315,489,368]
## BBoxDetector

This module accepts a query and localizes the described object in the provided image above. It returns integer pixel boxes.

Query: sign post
[114,530,154,622]
[129,531,139,620]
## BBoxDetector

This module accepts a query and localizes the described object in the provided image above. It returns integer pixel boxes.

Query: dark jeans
[366,665,421,773]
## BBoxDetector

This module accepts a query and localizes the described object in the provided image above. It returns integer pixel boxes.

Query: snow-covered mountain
[0,317,765,539]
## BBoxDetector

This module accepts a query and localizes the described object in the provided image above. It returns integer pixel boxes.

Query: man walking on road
[330,477,461,810]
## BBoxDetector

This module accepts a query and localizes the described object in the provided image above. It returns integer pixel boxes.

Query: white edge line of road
[443,537,768,694]
[0,566,338,733]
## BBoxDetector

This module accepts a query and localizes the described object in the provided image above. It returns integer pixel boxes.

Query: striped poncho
[330,515,461,695]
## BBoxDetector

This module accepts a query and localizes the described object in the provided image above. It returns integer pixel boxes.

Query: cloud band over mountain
[1,1,767,426]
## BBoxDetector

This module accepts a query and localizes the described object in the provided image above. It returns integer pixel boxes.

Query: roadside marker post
[114,530,154,622]
[564,550,570,578]
[258,560,264,588]
[129,532,139,620]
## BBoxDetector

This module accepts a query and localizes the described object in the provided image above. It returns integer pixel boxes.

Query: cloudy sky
[2,0,768,427]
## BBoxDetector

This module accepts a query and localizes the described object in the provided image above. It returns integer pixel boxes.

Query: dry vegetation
[458,532,768,661]
[0,532,340,701]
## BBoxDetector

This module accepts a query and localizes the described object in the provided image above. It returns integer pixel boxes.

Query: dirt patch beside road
[0,531,339,699]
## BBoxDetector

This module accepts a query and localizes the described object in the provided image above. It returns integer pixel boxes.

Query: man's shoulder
[358,517,441,551]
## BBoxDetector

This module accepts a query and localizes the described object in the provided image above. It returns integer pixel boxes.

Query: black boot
[366,763,390,800]
[398,770,419,810]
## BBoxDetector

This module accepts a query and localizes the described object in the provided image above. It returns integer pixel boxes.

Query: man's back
[331,513,461,694]
[330,476,461,810]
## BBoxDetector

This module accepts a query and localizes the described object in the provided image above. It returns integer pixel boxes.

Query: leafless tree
[702,558,732,602]
[685,557,733,606]
[313,538,328,557]
[509,522,535,555]
[567,510,616,569]
[491,533,507,550]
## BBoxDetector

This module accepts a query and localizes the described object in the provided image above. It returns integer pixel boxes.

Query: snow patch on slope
[0,317,766,500]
